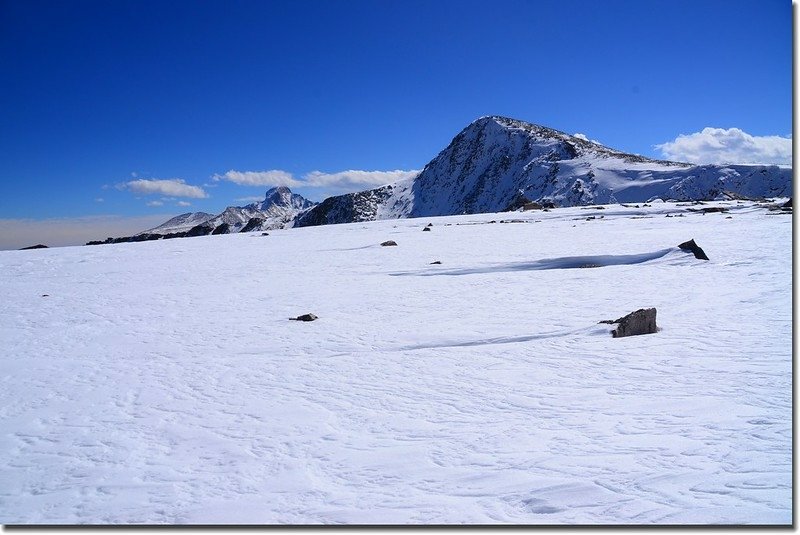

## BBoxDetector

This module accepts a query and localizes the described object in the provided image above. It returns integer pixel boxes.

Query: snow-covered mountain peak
[295,115,792,227]
[249,186,315,215]
[466,115,686,166]
[264,185,292,200]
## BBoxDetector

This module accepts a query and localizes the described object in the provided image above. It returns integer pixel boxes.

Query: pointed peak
[265,185,292,196]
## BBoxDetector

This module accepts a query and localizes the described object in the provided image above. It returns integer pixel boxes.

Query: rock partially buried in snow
[290,313,318,322]
[381,240,398,246]
[422,227,431,232]
[602,308,658,338]
[677,239,709,260]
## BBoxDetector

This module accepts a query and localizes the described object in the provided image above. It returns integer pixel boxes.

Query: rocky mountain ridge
[295,116,791,227]
[87,187,316,245]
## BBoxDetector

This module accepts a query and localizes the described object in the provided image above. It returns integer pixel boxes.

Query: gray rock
[677,239,709,260]
[290,313,318,322]
[603,308,658,338]
[381,240,398,246]
[422,227,431,232]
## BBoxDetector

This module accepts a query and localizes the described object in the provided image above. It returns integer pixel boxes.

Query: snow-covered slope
[295,116,791,226]
[0,199,791,525]
[138,212,215,236]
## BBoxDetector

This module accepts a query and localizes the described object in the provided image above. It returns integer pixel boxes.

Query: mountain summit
[248,186,316,217]
[295,116,791,227]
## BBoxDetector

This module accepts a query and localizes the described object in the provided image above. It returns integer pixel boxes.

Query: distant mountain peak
[250,186,315,215]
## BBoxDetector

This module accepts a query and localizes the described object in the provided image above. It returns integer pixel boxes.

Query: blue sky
[0,0,792,247]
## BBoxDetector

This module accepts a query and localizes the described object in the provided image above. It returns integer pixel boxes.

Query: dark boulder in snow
[422,227,431,232]
[20,244,48,250]
[677,239,709,260]
[290,313,318,322]
[381,240,398,246]
[602,308,658,338]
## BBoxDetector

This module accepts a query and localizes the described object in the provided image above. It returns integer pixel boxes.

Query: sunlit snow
[0,200,791,524]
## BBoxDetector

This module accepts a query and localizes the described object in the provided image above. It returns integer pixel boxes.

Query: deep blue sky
[0,0,792,229]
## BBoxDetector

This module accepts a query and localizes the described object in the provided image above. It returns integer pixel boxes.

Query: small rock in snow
[381,240,398,247]
[422,227,431,232]
[430,260,442,265]
[290,313,318,322]
[602,308,658,338]
[677,239,709,260]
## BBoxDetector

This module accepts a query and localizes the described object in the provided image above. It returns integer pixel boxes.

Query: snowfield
[0,200,791,525]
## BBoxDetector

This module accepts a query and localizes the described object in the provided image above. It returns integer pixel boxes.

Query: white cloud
[214,168,420,196]
[176,201,191,207]
[146,200,164,207]
[123,178,208,199]
[574,133,602,145]
[655,127,792,165]
[303,169,419,189]
[95,198,104,203]
[0,214,175,250]
[213,170,297,187]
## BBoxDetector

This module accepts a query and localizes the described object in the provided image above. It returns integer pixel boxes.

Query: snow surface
[0,200,791,525]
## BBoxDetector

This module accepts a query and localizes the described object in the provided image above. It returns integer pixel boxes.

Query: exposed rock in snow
[240,218,265,233]
[607,308,658,338]
[678,239,709,260]
[290,313,318,322]
[211,223,230,235]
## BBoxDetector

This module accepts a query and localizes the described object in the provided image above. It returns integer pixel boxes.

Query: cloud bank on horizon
[0,214,174,251]
[656,127,792,166]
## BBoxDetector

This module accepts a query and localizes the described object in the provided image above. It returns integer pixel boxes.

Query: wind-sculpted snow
[391,248,684,276]
[0,200,791,524]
